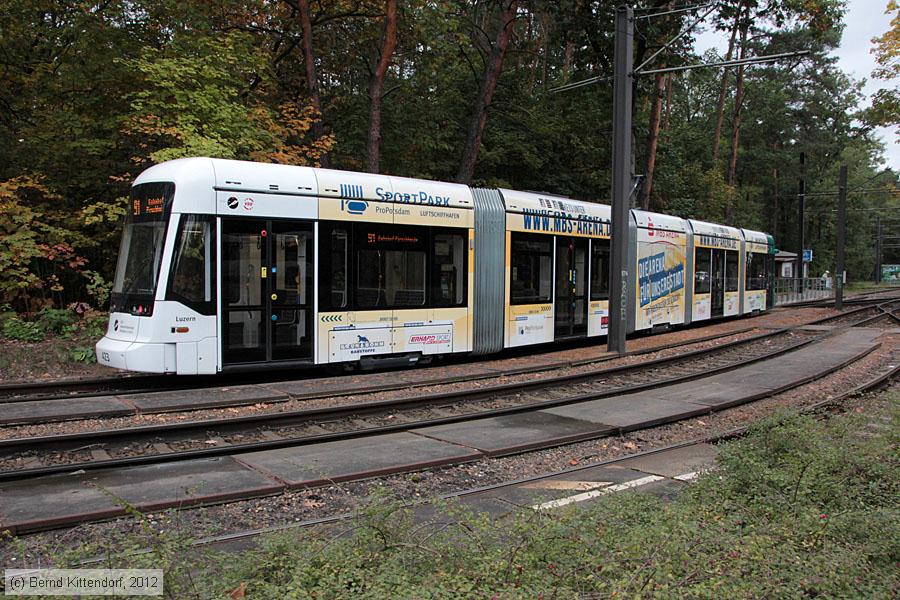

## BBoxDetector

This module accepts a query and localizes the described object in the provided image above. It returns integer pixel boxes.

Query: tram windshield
[110,182,175,315]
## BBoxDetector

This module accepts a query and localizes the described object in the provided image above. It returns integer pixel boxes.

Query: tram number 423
[101,351,110,362]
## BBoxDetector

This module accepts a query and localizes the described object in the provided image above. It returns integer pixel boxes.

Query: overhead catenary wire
[637,50,809,76]
[635,2,714,19]
[632,3,718,74]
[634,2,713,15]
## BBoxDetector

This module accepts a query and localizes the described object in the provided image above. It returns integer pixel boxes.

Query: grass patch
[8,392,898,598]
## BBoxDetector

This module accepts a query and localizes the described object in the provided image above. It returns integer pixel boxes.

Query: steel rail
[782,287,900,309]
[0,326,760,421]
[0,326,759,406]
[58,338,899,546]
[179,359,900,553]
[0,329,820,482]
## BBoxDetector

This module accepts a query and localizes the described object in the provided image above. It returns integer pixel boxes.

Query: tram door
[711,249,726,318]
[554,237,588,338]
[222,219,313,364]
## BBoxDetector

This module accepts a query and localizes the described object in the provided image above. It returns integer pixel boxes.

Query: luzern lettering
[375,187,451,206]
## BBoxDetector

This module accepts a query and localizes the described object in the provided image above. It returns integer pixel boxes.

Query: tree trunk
[663,73,673,131]
[366,0,398,173]
[711,17,739,163]
[299,0,328,166]
[540,12,551,89]
[725,17,749,223]
[773,166,779,237]
[726,20,748,187]
[456,0,519,183]
[640,71,667,210]
[562,40,575,78]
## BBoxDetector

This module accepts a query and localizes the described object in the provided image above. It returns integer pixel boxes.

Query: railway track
[3,299,896,478]
[159,354,900,555]
[780,286,900,308]
[0,322,891,535]
[805,298,900,327]
[0,327,770,425]
[0,373,163,403]
[0,326,756,405]
[0,328,820,481]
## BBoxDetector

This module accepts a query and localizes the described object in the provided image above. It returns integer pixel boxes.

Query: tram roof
[741,228,769,245]
[688,219,742,240]
[631,209,687,232]
[499,188,611,221]
[135,158,475,209]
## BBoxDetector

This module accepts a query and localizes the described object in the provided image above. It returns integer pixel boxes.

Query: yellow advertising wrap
[634,227,687,330]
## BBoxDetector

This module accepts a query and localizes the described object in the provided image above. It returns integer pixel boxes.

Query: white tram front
[97,157,774,374]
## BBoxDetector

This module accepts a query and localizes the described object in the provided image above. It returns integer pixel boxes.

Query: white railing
[774,277,833,305]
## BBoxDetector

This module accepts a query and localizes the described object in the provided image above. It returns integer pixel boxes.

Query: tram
[96,157,775,374]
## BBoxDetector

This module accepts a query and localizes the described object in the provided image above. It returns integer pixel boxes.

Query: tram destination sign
[132,195,165,218]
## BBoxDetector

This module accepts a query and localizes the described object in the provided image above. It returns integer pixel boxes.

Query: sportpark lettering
[521,208,610,236]
[375,187,451,206]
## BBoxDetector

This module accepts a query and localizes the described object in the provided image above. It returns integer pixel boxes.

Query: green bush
[37,307,76,334]
[1,316,45,341]
[68,345,96,363]
[83,315,108,340]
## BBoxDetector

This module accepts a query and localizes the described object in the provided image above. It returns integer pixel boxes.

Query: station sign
[802,249,813,263]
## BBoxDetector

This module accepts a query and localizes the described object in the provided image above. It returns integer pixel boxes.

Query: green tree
[868,1,899,140]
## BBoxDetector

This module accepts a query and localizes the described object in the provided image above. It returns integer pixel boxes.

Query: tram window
[747,252,768,290]
[725,250,739,292]
[590,239,610,300]
[223,227,262,307]
[433,232,466,307]
[355,225,427,308]
[356,249,385,307]
[695,248,712,294]
[318,223,349,310]
[167,214,216,314]
[511,233,552,304]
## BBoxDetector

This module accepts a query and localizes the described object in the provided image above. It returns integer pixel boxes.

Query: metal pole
[875,216,882,283]
[835,164,847,310]
[608,4,633,355]
[797,152,805,290]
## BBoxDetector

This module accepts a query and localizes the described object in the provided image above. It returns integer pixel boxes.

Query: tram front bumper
[96,336,174,373]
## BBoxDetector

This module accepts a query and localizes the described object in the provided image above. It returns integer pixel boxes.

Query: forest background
[0,0,897,315]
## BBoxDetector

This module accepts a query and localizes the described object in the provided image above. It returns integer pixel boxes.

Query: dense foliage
[0,0,897,311]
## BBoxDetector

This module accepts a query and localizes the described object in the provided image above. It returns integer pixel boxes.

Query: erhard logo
[409,333,451,345]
